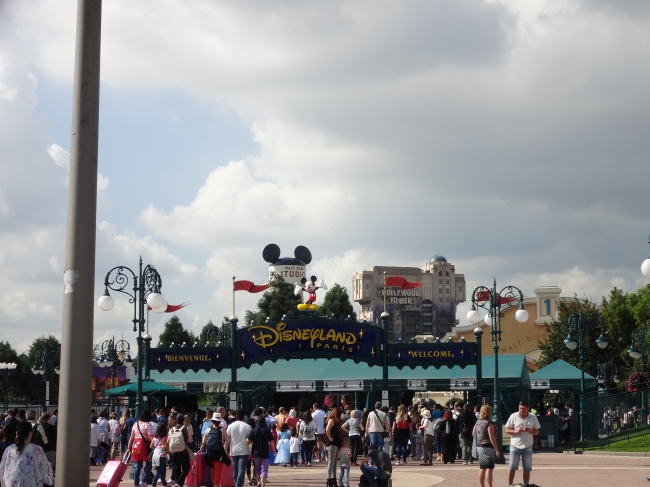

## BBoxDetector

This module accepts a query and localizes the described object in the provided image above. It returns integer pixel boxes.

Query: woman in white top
[341,410,363,465]
[90,416,103,466]
[419,409,435,465]
[298,410,317,466]
[0,421,54,487]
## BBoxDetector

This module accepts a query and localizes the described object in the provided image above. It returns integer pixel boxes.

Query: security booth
[529,359,598,447]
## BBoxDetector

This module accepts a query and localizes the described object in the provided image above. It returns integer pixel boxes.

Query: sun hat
[421,409,431,419]
[211,412,222,422]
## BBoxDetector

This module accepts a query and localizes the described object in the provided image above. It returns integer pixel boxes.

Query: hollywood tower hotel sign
[352,255,466,343]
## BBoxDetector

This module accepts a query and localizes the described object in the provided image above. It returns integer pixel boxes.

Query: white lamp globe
[484,313,492,325]
[153,301,168,313]
[467,309,481,324]
[515,308,529,323]
[642,259,650,279]
[98,294,115,311]
[565,340,577,351]
[147,292,165,310]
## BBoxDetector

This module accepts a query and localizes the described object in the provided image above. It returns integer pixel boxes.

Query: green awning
[529,359,597,391]
[147,354,530,391]
[105,378,188,397]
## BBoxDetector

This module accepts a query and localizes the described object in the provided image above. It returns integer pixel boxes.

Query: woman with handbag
[325,407,343,487]
[472,405,500,487]
[365,402,390,452]
[127,410,154,487]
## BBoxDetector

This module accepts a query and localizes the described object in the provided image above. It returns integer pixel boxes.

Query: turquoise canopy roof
[529,359,597,391]
[146,354,529,391]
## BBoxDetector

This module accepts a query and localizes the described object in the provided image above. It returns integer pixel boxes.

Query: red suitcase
[97,452,130,487]
[187,452,208,487]
[220,456,235,487]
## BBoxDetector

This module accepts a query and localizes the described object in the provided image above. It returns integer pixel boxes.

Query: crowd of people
[0,398,544,487]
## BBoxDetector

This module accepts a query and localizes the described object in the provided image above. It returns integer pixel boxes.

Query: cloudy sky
[1,0,650,352]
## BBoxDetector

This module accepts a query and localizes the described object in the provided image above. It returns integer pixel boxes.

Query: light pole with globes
[96,337,132,390]
[597,363,619,394]
[0,362,17,410]
[562,308,608,449]
[467,279,529,462]
[98,257,166,418]
[31,350,61,410]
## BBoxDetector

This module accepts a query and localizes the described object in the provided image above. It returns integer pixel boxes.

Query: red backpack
[397,417,410,429]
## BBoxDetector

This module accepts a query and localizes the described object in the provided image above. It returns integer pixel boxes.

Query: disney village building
[352,255,466,343]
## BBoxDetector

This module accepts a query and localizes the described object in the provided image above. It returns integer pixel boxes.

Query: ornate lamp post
[96,337,132,389]
[0,362,17,410]
[597,363,619,394]
[563,308,608,449]
[31,350,61,410]
[627,323,647,372]
[98,257,166,417]
[467,279,529,462]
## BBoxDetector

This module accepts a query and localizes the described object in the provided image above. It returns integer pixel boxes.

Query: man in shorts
[505,400,540,486]
[312,403,327,461]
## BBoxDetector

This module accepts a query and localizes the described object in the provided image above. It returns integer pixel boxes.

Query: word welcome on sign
[389,342,477,369]
[150,347,231,372]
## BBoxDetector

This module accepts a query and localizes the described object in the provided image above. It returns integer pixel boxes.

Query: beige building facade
[437,286,565,371]
[352,255,466,343]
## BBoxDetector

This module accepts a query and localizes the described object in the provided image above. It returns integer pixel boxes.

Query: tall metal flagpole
[57,1,102,485]
[232,275,236,317]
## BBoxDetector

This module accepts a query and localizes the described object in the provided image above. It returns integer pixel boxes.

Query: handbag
[471,434,478,460]
[374,411,389,438]
[136,422,152,457]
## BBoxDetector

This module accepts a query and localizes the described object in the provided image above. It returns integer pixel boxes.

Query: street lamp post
[0,363,17,410]
[98,257,166,418]
[597,363,619,394]
[628,323,647,425]
[31,350,61,410]
[467,279,529,463]
[563,308,609,449]
[97,337,132,388]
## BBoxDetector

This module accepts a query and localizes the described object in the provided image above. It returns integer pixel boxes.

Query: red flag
[147,302,190,312]
[233,280,270,293]
[385,276,423,289]
[475,290,514,305]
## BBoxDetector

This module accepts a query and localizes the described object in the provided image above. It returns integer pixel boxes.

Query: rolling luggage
[187,451,208,487]
[97,452,131,487]
[220,456,235,487]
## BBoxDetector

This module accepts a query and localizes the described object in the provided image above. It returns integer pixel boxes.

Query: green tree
[19,335,61,404]
[245,273,301,326]
[197,317,232,346]
[537,298,620,382]
[158,315,195,347]
[317,283,357,320]
[600,287,637,380]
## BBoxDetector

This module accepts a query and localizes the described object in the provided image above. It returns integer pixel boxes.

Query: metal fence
[571,388,649,449]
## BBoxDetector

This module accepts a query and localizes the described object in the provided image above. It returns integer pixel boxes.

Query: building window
[439,297,443,302]
[445,279,449,284]
[446,288,449,294]
[365,282,369,290]
[439,279,442,284]
[439,271,442,276]
[459,286,463,292]
[446,271,449,276]
[439,289,442,293]
[446,297,450,302]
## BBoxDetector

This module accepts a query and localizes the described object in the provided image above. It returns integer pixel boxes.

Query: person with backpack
[168,413,191,487]
[200,412,231,486]
[127,410,154,486]
[38,412,57,470]
[456,403,477,465]
[150,423,170,487]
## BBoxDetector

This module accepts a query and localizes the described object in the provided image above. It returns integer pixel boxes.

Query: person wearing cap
[505,401,540,486]
[200,412,231,487]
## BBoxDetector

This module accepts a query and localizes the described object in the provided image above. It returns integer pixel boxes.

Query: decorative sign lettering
[530,380,550,390]
[450,378,477,390]
[323,380,364,391]
[277,381,316,391]
[389,342,476,369]
[238,319,381,366]
[408,379,427,390]
[150,347,230,372]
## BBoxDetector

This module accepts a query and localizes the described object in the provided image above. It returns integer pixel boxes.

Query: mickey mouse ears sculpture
[262,244,312,266]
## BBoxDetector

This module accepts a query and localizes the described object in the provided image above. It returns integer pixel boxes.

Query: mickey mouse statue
[295,275,328,310]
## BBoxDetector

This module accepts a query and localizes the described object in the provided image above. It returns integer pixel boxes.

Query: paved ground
[88,453,650,487]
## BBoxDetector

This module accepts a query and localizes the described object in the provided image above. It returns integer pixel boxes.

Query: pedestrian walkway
[88,453,650,486]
